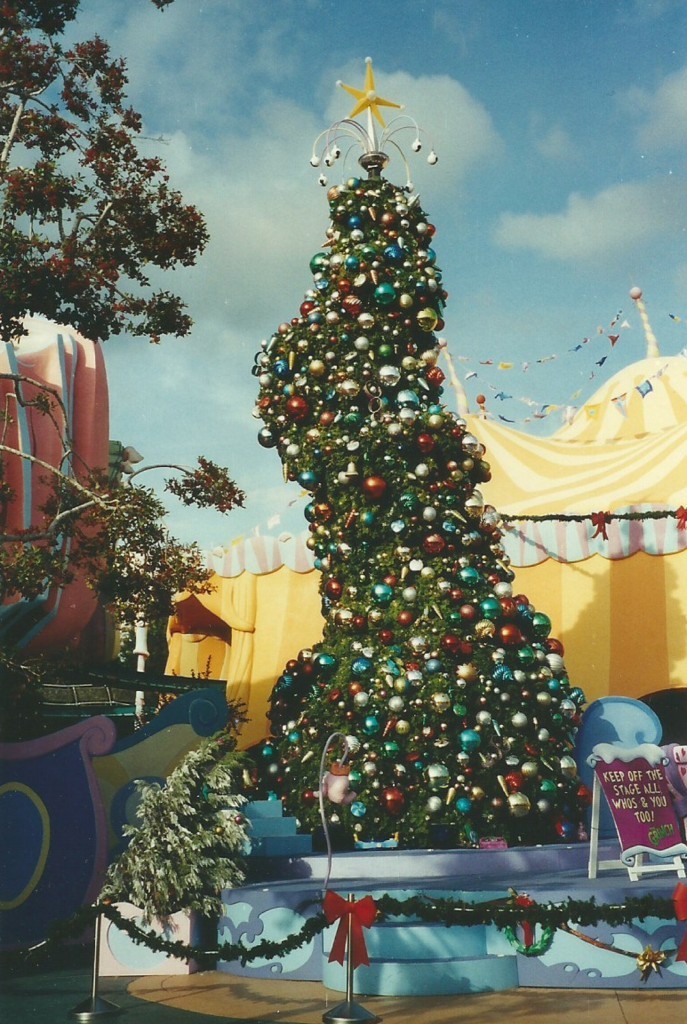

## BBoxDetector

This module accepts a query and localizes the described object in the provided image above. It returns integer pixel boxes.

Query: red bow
[514,893,536,948]
[323,890,377,969]
[673,882,687,962]
[591,511,610,540]
[676,506,687,531]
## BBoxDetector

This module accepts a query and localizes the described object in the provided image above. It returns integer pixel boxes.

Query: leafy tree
[0,2,243,737]
[0,0,205,344]
[101,726,250,922]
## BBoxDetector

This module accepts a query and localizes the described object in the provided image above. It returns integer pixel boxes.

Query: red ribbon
[673,882,687,962]
[591,511,610,540]
[514,894,535,948]
[676,506,687,531]
[323,890,377,969]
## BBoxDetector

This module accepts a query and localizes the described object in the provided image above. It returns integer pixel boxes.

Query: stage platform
[218,839,687,992]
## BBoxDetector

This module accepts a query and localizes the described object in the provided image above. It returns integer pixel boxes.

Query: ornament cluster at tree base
[253,172,588,849]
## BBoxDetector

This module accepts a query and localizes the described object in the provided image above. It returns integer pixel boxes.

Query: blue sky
[74,0,687,549]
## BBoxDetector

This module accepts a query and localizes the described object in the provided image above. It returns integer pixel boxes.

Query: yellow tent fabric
[467,354,687,703]
[166,562,322,750]
[165,354,687,745]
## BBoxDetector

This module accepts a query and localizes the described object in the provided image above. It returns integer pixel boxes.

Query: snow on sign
[587,742,687,881]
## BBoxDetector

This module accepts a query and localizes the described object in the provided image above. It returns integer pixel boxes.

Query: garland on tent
[27,885,687,982]
[501,506,687,540]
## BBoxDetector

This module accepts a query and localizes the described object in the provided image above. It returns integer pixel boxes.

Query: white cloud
[493,177,687,262]
[535,126,577,162]
[623,65,687,151]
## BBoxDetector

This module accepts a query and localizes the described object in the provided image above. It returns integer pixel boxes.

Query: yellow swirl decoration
[0,783,51,910]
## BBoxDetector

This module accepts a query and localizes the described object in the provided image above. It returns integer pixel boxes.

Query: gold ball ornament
[508,792,531,817]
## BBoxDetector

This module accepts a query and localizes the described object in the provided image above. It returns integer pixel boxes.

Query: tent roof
[469,355,687,517]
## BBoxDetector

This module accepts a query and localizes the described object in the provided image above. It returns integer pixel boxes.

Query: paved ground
[2,953,686,1024]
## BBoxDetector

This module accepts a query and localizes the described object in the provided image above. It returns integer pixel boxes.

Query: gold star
[338,57,402,128]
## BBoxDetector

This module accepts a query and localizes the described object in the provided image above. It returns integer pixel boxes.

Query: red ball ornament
[423,533,446,555]
[397,609,415,627]
[319,411,336,426]
[285,395,309,422]
[328,688,342,703]
[362,476,388,501]
[546,637,565,656]
[441,633,462,654]
[352,615,368,632]
[499,624,524,646]
[342,295,363,317]
[504,771,524,792]
[337,278,352,295]
[300,301,316,316]
[381,787,406,817]
[427,366,445,387]
[384,574,398,587]
[349,682,364,695]
[416,433,436,454]
[499,598,517,619]
[325,578,343,599]
[378,629,395,644]
[303,789,318,804]
[460,603,477,621]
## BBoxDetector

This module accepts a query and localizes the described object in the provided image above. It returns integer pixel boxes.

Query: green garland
[30,890,680,968]
[501,507,686,525]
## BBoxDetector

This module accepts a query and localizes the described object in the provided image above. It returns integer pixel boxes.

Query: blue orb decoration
[456,797,473,814]
[384,244,404,263]
[493,664,514,683]
[345,255,360,271]
[375,282,396,305]
[424,247,437,265]
[480,596,501,620]
[459,566,482,587]
[352,656,374,677]
[460,729,481,752]
[372,583,394,605]
[297,469,319,490]
[288,730,301,744]
[315,277,329,291]
[442,519,458,534]
[315,652,338,676]
[348,214,363,229]
[426,658,443,675]
[391,519,406,534]
[569,686,586,706]
[363,715,381,735]
[307,310,323,325]
[273,359,292,380]
[350,801,367,818]
[548,678,562,693]
[261,744,275,758]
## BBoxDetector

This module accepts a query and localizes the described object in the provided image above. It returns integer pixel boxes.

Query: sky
[68,0,687,551]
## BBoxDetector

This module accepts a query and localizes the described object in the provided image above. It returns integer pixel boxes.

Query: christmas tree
[253,60,587,849]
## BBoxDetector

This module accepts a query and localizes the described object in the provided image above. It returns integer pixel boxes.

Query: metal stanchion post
[68,910,121,1021]
[322,894,379,1024]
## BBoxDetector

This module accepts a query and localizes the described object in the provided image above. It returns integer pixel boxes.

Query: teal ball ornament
[460,729,481,753]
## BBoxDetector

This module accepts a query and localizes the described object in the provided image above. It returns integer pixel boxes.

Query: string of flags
[458,310,687,426]
[456,309,630,425]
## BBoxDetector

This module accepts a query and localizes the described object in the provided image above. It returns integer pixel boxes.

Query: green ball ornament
[532,612,552,637]
[375,283,397,305]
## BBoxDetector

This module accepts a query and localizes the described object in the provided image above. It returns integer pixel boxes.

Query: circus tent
[167,314,687,747]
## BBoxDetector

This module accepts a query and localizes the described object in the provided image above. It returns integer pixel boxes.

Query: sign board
[587,742,687,881]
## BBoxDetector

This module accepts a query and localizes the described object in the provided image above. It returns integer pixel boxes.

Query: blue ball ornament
[352,656,374,677]
[375,282,397,305]
[384,244,404,263]
[397,389,420,408]
[348,214,363,229]
[297,469,320,490]
[345,255,360,271]
[315,653,338,676]
[363,715,381,735]
[456,797,473,814]
[426,658,443,675]
[351,801,367,818]
[273,359,292,380]
[372,583,394,605]
[460,729,481,752]
[459,566,482,587]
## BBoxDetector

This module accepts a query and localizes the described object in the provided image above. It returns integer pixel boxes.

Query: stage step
[323,951,518,996]
[243,799,312,857]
